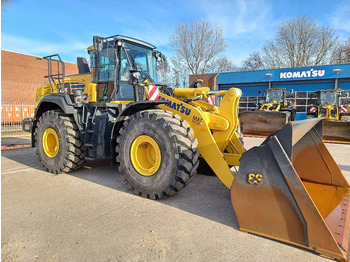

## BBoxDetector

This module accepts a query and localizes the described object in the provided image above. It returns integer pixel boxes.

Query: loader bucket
[239,110,289,136]
[231,118,350,261]
[323,119,350,143]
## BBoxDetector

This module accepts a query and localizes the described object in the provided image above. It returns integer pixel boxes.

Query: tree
[207,57,238,73]
[241,52,264,71]
[254,16,339,69]
[170,56,190,88]
[171,20,227,75]
[157,55,171,85]
[332,37,350,64]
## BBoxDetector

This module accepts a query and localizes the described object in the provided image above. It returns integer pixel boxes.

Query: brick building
[189,73,218,91]
[1,50,79,103]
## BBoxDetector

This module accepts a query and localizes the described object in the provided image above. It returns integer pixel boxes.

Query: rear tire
[35,110,85,174]
[116,109,199,199]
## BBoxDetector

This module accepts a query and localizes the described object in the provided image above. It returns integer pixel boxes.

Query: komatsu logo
[280,68,325,79]
[159,97,192,116]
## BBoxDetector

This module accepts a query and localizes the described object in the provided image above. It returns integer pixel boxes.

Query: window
[125,42,157,82]
[266,89,284,103]
[319,91,338,106]
[98,45,116,82]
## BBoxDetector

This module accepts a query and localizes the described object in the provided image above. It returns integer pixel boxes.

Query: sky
[2,0,350,66]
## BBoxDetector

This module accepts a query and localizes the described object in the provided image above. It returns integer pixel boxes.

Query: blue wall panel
[220,84,267,96]
[273,82,333,92]
[340,81,350,90]
[218,64,350,85]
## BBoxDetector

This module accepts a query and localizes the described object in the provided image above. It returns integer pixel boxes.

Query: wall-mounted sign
[280,67,326,79]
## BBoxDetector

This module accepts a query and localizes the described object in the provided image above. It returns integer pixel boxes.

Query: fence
[1,103,36,132]
[238,91,319,113]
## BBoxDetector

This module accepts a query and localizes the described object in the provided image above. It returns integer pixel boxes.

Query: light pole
[333,68,341,89]
[266,73,272,89]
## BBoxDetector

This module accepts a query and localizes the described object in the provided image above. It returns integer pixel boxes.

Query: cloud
[197,0,273,39]
[329,1,350,37]
[1,34,89,62]
[185,0,274,64]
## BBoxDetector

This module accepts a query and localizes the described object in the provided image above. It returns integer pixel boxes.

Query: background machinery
[239,87,296,136]
[31,35,349,261]
[308,88,350,143]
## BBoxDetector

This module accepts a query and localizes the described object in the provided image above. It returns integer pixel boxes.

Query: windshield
[319,91,338,106]
[266,89,284,103]
[124,42,157,82]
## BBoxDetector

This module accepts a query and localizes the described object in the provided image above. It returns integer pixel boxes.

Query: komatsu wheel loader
[308,88,350,143]
[239,87,296,136]
[31,35,349,261]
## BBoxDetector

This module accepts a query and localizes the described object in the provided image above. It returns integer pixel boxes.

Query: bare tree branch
[247,16,339,69]
[332,37,350,64]
[171,20,227,75]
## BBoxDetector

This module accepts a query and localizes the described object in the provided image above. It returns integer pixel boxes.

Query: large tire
[35,110,85,174]
[116,109,199,199]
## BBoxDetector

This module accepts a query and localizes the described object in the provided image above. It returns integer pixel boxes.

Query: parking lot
[2,136,350,261]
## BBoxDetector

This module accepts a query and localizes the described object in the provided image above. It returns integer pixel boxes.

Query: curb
[1,144,31,150]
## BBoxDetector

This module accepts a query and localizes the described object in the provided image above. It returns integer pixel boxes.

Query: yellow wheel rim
[42,128,59,158]
[130,135,161,176]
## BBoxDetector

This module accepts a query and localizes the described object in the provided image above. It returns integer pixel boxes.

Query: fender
[31,93,79,147]
[110,100,166,165]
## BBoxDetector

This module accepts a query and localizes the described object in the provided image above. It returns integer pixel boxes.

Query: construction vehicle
[308,88,350,143]
[239,87,296,136]
[30,35,349,261]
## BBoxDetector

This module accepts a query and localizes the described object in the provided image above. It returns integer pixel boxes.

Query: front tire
[116,110,199,199]
[35,110,85,174]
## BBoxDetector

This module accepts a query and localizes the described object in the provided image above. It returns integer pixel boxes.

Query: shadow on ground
[1,135,31,146]
[339,165,350,172]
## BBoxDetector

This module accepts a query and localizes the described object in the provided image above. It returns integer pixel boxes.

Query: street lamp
[333,68,341,74]
[333,69,341,89]
[266,73,272,88]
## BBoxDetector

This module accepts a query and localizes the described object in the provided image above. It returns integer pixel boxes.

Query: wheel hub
[42,128,59,158]
[130,135,161,176]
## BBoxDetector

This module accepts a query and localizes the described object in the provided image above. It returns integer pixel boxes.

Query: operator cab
[318,89,340,106]
[88,35,160,102]
[265,88,286,103]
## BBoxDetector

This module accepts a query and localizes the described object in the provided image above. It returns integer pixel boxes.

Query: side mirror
[191,82,201,88]
[153,51,164,62]
[129,70,141,85]
[258,90,261,96]
[290,89,294,95]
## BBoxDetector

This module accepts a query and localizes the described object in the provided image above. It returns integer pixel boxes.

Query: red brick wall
[189,73,218,91]
[1,50,79,103]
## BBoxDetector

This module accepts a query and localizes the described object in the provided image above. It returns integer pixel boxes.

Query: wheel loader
[239,87,296,136]
[308,88,350,143]
[30,35,349,261]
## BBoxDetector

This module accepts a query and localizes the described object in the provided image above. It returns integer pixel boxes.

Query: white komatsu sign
[280,68,325,79]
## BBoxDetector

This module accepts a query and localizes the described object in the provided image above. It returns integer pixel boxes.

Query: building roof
[1,50,79,103]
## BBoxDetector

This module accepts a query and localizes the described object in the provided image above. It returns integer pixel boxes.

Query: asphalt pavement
[2,136,349,261]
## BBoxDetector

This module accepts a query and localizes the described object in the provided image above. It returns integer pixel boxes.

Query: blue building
[217,64,350,119]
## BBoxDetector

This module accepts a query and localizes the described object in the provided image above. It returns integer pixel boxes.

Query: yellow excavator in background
[239,87,296,136]
[308,88,350,143]
[28,35,349,261]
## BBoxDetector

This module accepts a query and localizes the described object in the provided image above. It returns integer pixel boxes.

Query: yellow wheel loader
[308,88,350,143]
[30,35,349,261]
[239,87,296,136]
